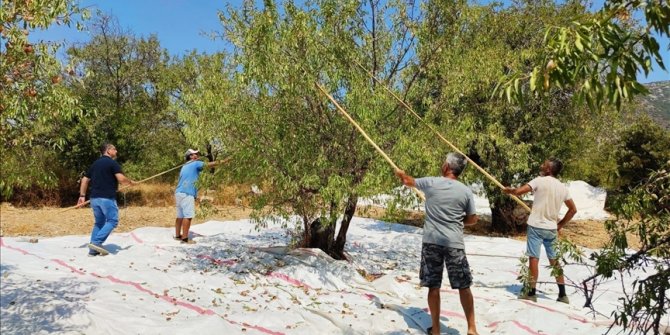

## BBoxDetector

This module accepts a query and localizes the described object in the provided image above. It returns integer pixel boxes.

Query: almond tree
[0,0,88,198]
[176,0,429,259]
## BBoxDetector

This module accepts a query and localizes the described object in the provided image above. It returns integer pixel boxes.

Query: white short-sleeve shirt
[527,176,571,230]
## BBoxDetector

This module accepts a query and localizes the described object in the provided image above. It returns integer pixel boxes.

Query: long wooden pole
[61,156,234,212]
[314,82,425,201]
[354,62,531,212]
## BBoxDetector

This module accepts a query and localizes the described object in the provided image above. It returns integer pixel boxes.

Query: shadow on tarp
[1,274,98,334]
[382,304,461,335]
[77,243,129,255]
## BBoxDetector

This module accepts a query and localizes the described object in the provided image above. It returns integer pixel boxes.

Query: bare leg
[529,257,540,289]
[459,288,478,335]
[181,218,192,240]
[548,259,564,284]
[427,287,441,335]
[175,218,182,237]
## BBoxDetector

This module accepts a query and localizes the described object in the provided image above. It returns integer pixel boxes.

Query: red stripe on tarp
[518,299,610,326]
[267,271,313,290]
[130,232,143,244]
[422,307,466,320]
[90,272,216,315]
[0,238,44,258]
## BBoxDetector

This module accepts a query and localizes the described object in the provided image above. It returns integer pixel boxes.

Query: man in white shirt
[504,158,577,304]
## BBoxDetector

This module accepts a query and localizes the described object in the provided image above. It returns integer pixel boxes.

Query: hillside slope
[641,80,670,128]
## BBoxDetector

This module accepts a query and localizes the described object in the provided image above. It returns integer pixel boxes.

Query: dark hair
[547,157,564,176]
[99,143,114,155]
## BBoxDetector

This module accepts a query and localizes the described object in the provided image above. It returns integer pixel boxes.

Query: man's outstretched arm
[394,169,416,187]
[503,184,532,196]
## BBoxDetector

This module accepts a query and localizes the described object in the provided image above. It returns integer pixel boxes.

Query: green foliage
[500,0,669,112]
[412,0,620,230]
[516,255,533,295]
[174,0,428,250]
[613,119,670,191]
[585,162,669,335]
[550,237,584,278]
[0,0,88,198]
[62,14,187,178]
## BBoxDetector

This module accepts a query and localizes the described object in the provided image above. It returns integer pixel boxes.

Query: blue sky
[31,0,669,83]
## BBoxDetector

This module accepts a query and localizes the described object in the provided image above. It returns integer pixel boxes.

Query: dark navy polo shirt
[85,156,122,199]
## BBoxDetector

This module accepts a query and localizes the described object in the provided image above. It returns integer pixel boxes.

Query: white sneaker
[88,243,109,256]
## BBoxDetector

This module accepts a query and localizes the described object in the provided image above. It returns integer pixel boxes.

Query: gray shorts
[420,243,473,289]
[175,192,196,218]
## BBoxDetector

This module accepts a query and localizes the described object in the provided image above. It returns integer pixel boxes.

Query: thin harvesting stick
[61,156,234,212]
[314,81,425,201]
[354,62,530,212]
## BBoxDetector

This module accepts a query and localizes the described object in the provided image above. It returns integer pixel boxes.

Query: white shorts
[175,193,196,218]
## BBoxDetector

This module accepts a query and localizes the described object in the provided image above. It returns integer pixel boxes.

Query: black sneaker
[181,238,196,244]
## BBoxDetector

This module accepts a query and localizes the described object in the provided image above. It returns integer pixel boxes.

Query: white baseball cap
[184,149,199,160]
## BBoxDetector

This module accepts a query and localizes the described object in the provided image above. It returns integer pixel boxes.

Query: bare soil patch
[0,203,252,237]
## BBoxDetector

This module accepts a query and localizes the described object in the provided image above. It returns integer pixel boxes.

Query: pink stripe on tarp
[362,293,377,300]
[90,272,216,315]
[518,299,611,326]
[439,288,498,303]
[242,322,286,335]
[0,238,44,258]
[128,232,168,250]
[196,254,237,266]
[267,271,313,290]
[487,320,547,335]
[52,259,86,275]
[227,320,286,335]
[422,307,466,320]
[1,239,285,334]
[130,232,143,244]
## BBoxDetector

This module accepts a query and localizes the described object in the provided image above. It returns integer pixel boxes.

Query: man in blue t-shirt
[78,143,136,256]
[174,149,222,243]
[395,153,479,335]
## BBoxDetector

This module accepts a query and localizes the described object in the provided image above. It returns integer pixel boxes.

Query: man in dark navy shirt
[78,143,135,256]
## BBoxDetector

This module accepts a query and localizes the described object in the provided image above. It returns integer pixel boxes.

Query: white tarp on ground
[359,180,610,220]
[2,217,666,335]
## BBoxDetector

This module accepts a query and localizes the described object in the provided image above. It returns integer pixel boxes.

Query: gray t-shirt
[415,177,476,249]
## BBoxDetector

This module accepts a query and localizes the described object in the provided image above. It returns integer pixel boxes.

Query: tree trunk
[307,195,358,260]
[333,195,358,259]
[490,196,530,233]
[309,217,335,253]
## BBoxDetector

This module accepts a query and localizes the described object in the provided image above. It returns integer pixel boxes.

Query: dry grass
[117,182,254,207]
[0,202,252,237]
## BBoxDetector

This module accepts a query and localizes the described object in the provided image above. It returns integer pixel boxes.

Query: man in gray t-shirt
[395,153,479,335]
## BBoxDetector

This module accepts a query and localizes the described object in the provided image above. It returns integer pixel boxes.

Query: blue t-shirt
[415,177,476,249]
[85,156,122,199]
[175,161,205,197]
